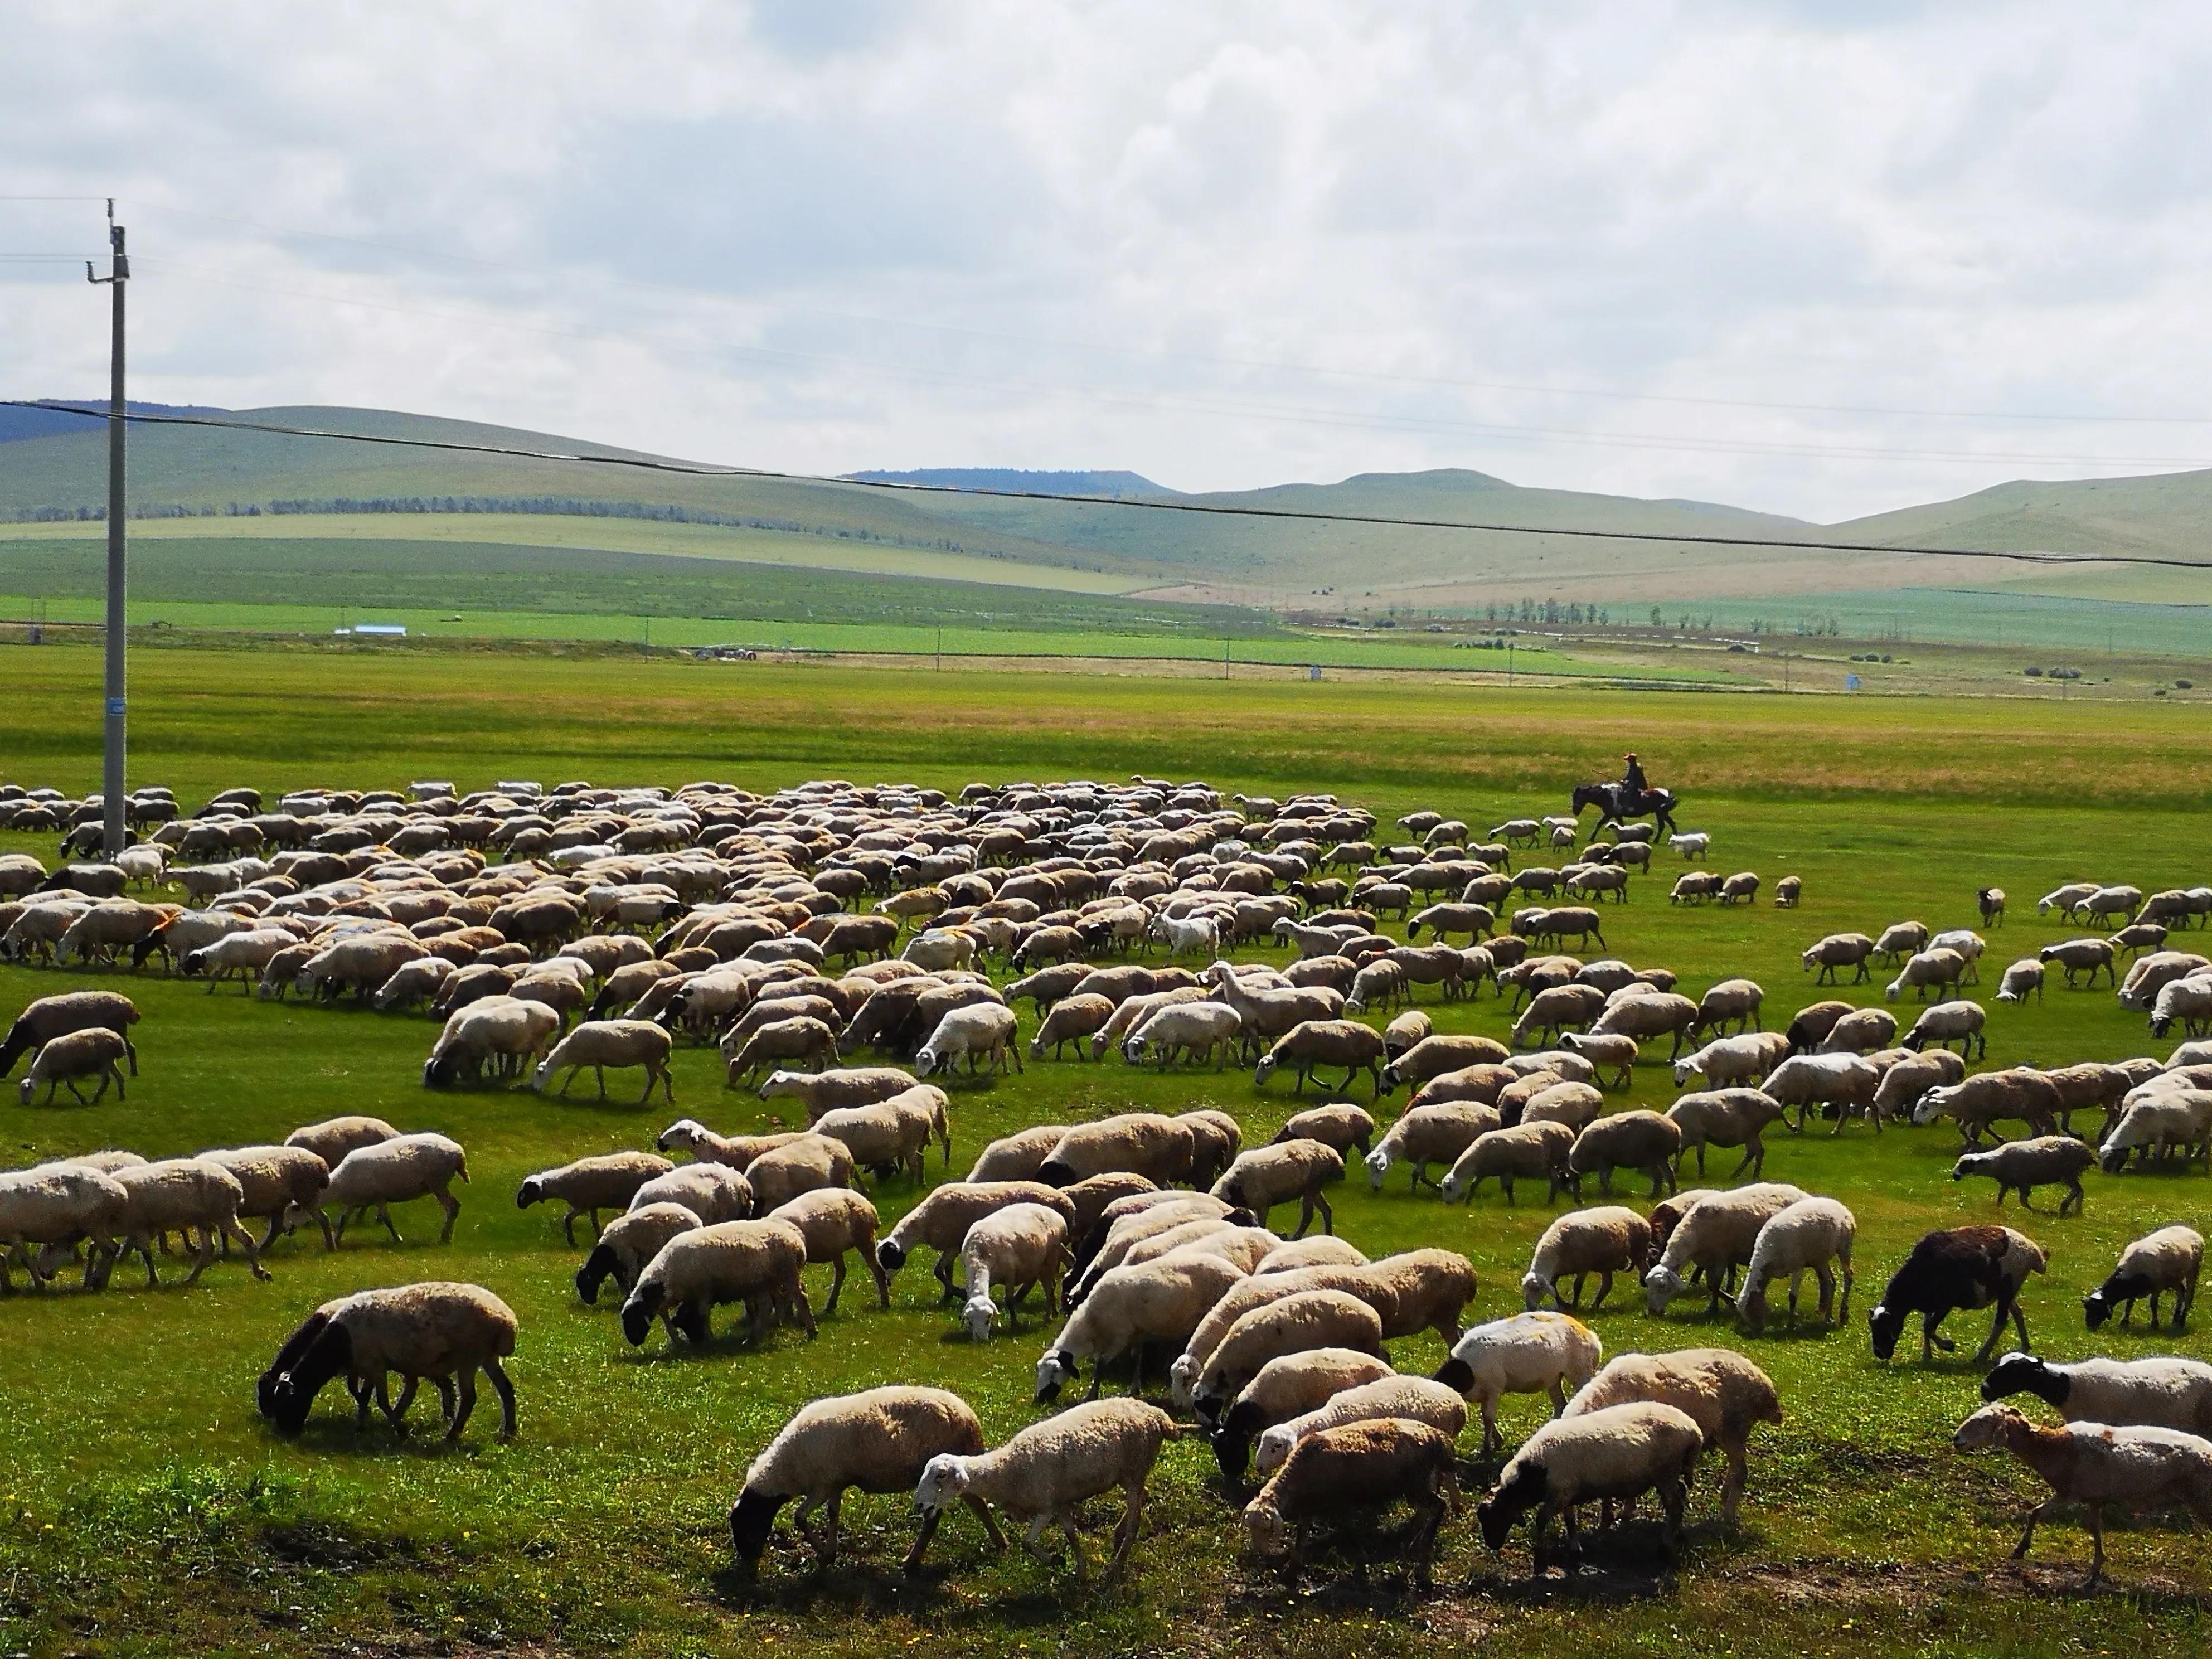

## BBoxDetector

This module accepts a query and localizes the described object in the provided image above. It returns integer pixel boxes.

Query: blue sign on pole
[106,696,126,716]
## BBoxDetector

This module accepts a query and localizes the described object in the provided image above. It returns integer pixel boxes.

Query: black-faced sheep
[1868,1224,2047,1363]
[2083,1224,2203,1331]
[259,1281,518,1440]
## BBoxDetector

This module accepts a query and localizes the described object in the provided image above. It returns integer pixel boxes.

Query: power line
[5,397,2209,571]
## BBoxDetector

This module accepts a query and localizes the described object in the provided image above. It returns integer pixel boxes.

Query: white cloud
[2,0,2209,520]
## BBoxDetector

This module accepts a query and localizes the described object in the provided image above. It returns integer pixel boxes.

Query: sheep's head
[1642,1263,1685,1316]
[914,1454,971,1515]
[515,1177,544,1210]
[575,1243,618,1305]
[728,1486,791,1566]
[1476,1461,1545,1552]
[619,1282,667,1347]
[1951,1402,2028,1453]
[1362,1148,1393,1191]
[1981,1351,2057,1403]
[1034,1348,1079,1404]
[1240,1495,1290,1556]
[1910,1089,1952,1128]
[1519,1270,1552,1311]
[1866,1301,1907,1360]
[656,1119,703,1155]
[962,1292,997,1344]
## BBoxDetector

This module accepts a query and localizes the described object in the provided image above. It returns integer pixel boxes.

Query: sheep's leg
[435,1187,460,1244]
[385,1375,420,1429]
[2010,1495,2056,1561]
[1481,1398,1500,1455]
[824,1253,847,1317]
[376,1204,406,1245]
[1106,1478,1146,1580]
[223,1216,270,1282]
[445,1367,478,1439]
[1590,1270,1613,1311]
[594,1065,608,1102]
[1059,1514,1090,1581]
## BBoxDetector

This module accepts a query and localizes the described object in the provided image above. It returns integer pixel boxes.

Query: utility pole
[87,201,128,857]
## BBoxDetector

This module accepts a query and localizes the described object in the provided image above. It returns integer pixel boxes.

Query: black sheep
[1868,1224,2043,1364]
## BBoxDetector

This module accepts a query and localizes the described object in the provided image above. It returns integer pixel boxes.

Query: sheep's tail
[1160,1420,1205,1441]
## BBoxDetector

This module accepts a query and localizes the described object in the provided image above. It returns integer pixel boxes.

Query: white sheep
[1563,1347,1782,1524]
[1642,1183,1808,1314]
[108,1158,270,1288]
[1252,1374,1468,1477]
[1672,1031,1789,1090]
[1737,1196,1857,1332]
[516,1149,673,1245]
[1434,1309,1603,1453]
[914,1396,1182,1582]
[960,1202,1069,1341]
[1995,959,2045,1005]
[1363,1102,1500,1192]
[1477,1401,1704,1572]
[1034,1251,1250,1403]
[1191,1288,1387,1420]
[727,1385,1005,1571]
[619,1217,814,1346]
[1520,1206,1652,1311]
[2082,1225,2204,1331]
[915,1002,1021,1078]
[1121,1001,1244,1070]
[1209,1347,1396,1485]
[528,1020,675,1103]
[306,1132,470,1247]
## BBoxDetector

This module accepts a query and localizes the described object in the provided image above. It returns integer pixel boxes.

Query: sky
[4,1,2211,522]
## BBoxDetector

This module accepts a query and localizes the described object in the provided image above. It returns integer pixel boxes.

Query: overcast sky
[4,1,2210,521]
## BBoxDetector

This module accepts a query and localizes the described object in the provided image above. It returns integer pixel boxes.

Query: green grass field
[2,648,2211,1657]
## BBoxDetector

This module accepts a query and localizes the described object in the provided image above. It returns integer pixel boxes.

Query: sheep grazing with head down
[1251,1374,1466,1480]
[1035,1249,1250,1403]
[1952,1402,2212,1586]
[1996,959,2045,1005]
[1243,1419,1459,1584]
[530,1020,675,1103]
[627,1161,754,1225]
[1673,1031,1789,1092]
[1273,1102,1376,1158]
[959,1202,1069,1341]
[915,1396,1183,1583]
[1642,1183,1808,1316]
[1440,1120,1575,1206]
[1037,1114,1195,1188]
[1477,1401,1704,1574]
[729,1386,1006,1573]
[303,1133,469,1248]
[1520,1206,1652,1312]
[1737,1196,1856,1333]
[1565,1111,1682,1201]
[1759,1051,1883,1135]
[880,1181,1077,1304]
[744,1134,858,1216]
[1190,1289,1387,1423]
[1869,1224,2047,1363]
[1435,1310,1604,1453]
[1564,1348,1781,1524]
[17,1027,131,1106]
[0,990,141,1081]
[1870,1050,1965,1127]
[1664,1088,1786,1180]
[1211,1141,1345,1238]
[619,1218,815,1347]
[1363,1102,1500,1193]
[1210,1347,1396,1485]
[768,1186,889,1316]
[516,1150,672,1245]
[259,1281,518,1441]
[2083,1225,2203,1331]
[575,1202,701,1308]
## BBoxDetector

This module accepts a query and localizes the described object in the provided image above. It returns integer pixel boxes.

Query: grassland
[2,648,2211,1657]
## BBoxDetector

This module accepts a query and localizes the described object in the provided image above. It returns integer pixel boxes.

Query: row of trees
[1474,598,1845,636]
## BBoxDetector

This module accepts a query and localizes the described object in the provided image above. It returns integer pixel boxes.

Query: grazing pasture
[0,646,2209,1658]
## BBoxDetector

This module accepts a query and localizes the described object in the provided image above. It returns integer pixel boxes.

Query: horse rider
[1621,752,1648,798]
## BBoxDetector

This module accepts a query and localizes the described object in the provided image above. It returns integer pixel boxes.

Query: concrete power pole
[87,201,128,856]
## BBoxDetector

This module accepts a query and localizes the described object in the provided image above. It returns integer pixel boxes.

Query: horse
[1571,782,1679,840]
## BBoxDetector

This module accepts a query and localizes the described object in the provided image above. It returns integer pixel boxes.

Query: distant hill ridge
[843,468,1177,498]
[0,400,231,445]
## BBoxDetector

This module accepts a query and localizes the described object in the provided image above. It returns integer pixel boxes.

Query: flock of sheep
[2,773,2211,1590]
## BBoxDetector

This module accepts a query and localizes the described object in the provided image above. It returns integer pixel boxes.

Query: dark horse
[1572,782,1679,840]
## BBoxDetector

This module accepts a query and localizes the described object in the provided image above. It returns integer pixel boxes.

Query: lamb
[1900,999,1986,1060]
[960,1202,1070,1340]
[1913,1068,2063,1147]
[1673,1031,1789,1090]
[1801,933,1876,986]
[1952,1403,2212,1585]
[879,1180,1078,1303]
[1476,1401,1705,1573]
[915,1396,1182,1582]
[1981,1351,2212,1439]
[1564,1348,1781,1524]
[1642,1183,1809,1315]
[1439,1120,1575,1206]
[619,1217,815,1346]
[1869,1049,1966,1125]
[575,1202,702,1307]
[2039,937,2117,989]
[1670,871,1718,905]
[1243,1420,1458,1585]
[1273,1103,1377,1158]
[1565,1111,1682,1200]
[522,1019,676,1104]
[1191,1289,1388,1420]
[1758,1052,1882,1135]
[259,1282,518,1440]
[516,1150,673,1245]
[914,1002,1021,1078]
[744,1133,858,1214]
[284,1115,399,1169]
[1869,1224,2048,1362]
[729,1386,1005,1573]
[0,990,140,1080]
[1038,1113,1196,1187]
[198,1144,334,1250]
[1212,1141,1345,1237]
[1520,1207,1652,1311]
[110,1158,270,1288]
[1886,947,1966,1002]
[1210,1347,1396,1483]
[306,1132,470,1246]
[0,1162,126,1289]
[1664,1088,1787,1180]
[1737,1196,1856,1332]
[1953,1136,2098,1215]
[1558,1030,1639,1090]
[1034,1250,1250,1402]
[1253,1020,1388,1097]
[2083,1225,2204,1331]
[1670,832,1710,860]
[1363,1102,1501,1192]
[17,1027,130,1105]
[1029,993,1115,1059]
[1716,871,1760,905]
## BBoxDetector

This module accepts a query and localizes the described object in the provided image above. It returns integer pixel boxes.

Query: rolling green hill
[3,404,2208,629]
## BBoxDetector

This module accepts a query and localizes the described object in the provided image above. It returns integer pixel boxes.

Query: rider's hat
[1624,752,1638,760]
